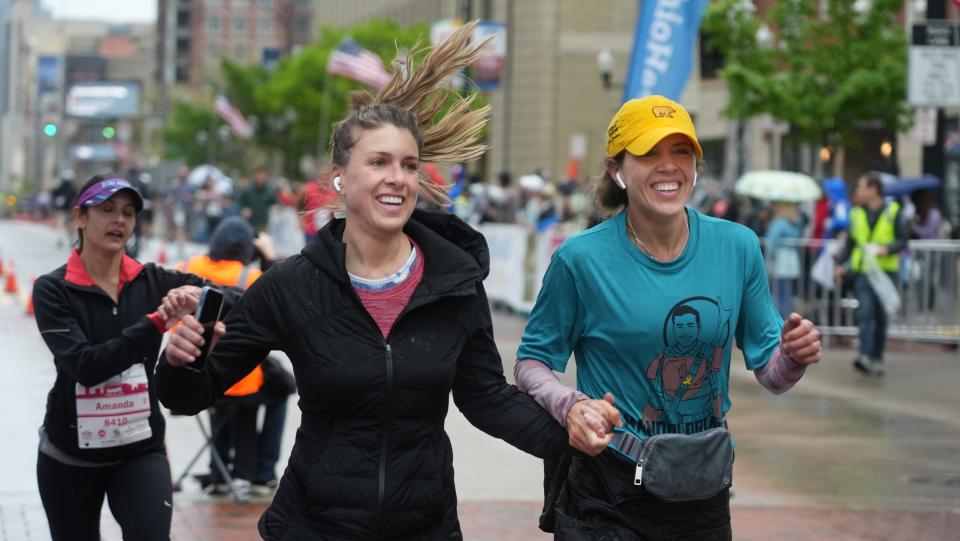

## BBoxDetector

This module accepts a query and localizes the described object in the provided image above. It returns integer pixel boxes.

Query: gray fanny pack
[611,427,733,503]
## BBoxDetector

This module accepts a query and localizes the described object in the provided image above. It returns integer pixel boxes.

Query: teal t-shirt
[517,208,782,443]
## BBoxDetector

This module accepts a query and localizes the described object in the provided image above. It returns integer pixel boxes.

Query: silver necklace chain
[625,210,689,262]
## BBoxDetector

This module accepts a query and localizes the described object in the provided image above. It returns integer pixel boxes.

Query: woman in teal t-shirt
[515,95,823,540]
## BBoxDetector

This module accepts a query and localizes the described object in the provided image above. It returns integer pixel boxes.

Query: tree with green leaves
[702,0,910,170]
[163,19,437,179]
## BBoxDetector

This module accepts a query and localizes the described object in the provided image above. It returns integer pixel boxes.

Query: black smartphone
[185,285,224,372]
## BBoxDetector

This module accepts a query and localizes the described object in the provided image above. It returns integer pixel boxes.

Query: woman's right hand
[165,315,225,368]
[566,393,622,456]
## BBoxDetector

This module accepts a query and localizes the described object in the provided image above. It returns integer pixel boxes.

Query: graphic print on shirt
[642,296,732,435]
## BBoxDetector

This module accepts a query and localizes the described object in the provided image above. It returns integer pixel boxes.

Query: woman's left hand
[157,285,201,328]
[781,313,822,365]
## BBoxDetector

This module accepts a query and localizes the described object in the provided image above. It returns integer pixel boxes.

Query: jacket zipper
[375,342,394,531]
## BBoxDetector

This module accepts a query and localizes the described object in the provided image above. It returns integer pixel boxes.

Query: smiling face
[673,312,700,347]
[74,192,137,254]
[611,133,696,219]
[336,124,420,240]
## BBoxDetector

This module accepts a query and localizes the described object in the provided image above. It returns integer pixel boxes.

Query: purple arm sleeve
[514,359,589,427]
[754,343,808,394]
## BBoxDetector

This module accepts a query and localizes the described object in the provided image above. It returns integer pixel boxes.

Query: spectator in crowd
[164,166,195,247]
[51,169,78,248]
[488,171,520,223]
[834,172,907,376]
[746,201,771,240]
[909,189,945,240]
[765,202,804,318]
[295,167,337,244]
[123,169,155,259]
[237,167,277,232]
[176,217,295,497]
[195,177,229,242]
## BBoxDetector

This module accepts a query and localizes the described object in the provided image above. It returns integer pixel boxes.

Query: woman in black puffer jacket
[156,22,567,540]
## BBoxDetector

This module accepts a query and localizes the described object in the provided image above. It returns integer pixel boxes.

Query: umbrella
[187,164,233,195]
[879,173,941,197]
[734,170,822,202]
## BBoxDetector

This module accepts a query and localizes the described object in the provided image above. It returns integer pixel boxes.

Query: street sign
[908,21,960,107]
[914,107,938,146]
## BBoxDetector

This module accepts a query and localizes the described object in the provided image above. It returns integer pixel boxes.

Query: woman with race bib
[32,174,224,540]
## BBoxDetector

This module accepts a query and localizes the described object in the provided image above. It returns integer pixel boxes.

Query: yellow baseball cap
[605,95,703,159]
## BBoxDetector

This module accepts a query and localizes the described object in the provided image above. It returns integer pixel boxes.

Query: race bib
[75,363,152,449]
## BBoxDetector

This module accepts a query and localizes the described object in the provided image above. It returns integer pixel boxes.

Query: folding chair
[172,405,250,503]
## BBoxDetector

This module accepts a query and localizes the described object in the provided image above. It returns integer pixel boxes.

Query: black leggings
[37,450,173,541]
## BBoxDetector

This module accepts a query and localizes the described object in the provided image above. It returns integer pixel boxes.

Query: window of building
[297,18,310,38]
[234,44,247,60]
[208,43,221,59]
[699,32,725,80]
[207,15,221,32]
[257,0,273,7]
[699,138,726,180]
[259,16,273,34]
[235,16,247,32]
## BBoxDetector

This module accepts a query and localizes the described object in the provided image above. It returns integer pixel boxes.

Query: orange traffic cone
[25,278,35,316]
[157,242,168,266]
[5,263,18,294]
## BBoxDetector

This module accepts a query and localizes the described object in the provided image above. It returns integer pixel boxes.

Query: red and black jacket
[33,251,216,463]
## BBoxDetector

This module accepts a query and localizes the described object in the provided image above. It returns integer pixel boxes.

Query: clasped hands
[566,393,622,456]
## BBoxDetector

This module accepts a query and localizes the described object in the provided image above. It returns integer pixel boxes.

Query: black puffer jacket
[157,210,567,540]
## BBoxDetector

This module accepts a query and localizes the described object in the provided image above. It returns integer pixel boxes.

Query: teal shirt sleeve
[516,252,585,372]
[734,233,783,370]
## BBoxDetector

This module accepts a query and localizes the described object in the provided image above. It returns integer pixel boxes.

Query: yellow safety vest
[850,202,900,273]
[177,255,264,397]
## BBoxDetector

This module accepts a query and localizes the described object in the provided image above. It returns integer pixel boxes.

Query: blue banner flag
[622,0,710,102]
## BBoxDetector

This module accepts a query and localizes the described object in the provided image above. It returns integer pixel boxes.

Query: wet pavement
[2,220,959,540]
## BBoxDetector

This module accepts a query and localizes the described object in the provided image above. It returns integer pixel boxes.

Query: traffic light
[43,123,57,137]
[102,126,116,139]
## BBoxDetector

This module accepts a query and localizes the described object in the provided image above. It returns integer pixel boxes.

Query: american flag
[327,37,391,89]
[214,95,253,139]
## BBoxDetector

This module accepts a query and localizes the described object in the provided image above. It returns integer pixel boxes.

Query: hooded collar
[66,248,144,293]
[303,209,488,296]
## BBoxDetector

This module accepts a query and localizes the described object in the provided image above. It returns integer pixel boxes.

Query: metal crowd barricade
[766,237,960,348]
[480,224,960,347]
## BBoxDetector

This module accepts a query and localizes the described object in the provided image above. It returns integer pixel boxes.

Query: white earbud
[693,171,698,187]
[614,171,626,190]
[333,176,342,192]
